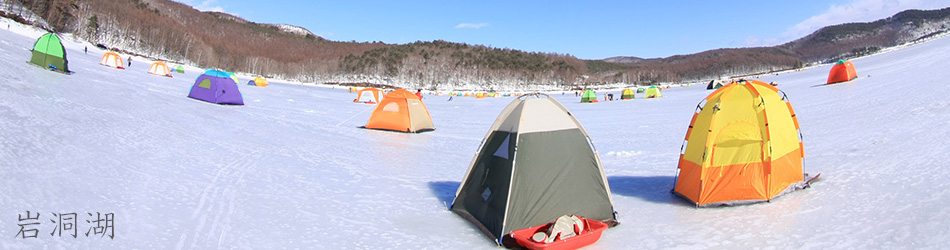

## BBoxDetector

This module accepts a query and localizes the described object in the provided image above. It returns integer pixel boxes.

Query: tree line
[7,1,950,89]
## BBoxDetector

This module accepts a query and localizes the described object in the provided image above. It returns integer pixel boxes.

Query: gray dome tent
[451,93,617,244]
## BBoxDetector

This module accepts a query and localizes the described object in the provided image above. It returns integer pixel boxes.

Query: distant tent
[187,69,244,105]
[28,33,70,73]
[476,93,485,99]
[674,80,805,207]
[827,60,857,84]
[451,94,617,243]
[621,89,635,100]
[100,52,125,69]
[226,71,240,84]
[148,61,172,77]
[644,86,662,98]
[706,80,723,90]
[636,87,645,93]
[175,65,185,73]
[581,89,598,103]
[356,87,385,104]
[247,77,268,87]
[364,89,434,133]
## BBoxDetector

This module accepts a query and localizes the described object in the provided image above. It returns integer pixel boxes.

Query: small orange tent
[100,52,124,69]
[827,60,857,84]
[364,89,435,133]
[356,87,384,104]
[148,61,171,77]
[674,80,806,207]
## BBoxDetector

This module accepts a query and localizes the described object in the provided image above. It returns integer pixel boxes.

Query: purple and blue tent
[188,69,244,105]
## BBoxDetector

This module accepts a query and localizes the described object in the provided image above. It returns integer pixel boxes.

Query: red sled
[509,217,608,250]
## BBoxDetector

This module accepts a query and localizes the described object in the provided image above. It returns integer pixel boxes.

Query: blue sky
[176,0,950,59]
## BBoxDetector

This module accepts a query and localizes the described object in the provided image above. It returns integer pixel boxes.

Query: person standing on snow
[128,57,132,67]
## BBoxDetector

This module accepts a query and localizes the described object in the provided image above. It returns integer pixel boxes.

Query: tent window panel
[382,102,399,112]
[492,135,511,159]
[198,79,212,89]
[360,92,374,102]
[482,187,491,201]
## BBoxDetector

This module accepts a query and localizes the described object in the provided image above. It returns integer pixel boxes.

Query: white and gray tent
[450,94,617,244]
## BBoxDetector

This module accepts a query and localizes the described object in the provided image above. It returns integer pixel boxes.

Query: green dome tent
[29,33,70,73]
[451,94,617,244]
[175,65,185,74]
[581,89,598,103]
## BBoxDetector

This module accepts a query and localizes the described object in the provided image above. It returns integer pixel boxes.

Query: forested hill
[4,0,950,90]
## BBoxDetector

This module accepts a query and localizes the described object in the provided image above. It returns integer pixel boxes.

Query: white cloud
[455,23,489,29]
[783,0,950,39]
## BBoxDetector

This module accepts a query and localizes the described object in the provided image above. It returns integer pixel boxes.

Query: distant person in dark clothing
[84,46,87,54]
[128,57,132,67]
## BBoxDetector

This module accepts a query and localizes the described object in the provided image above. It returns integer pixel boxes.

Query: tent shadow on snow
[607,176,694,206]
[427,181,460,207]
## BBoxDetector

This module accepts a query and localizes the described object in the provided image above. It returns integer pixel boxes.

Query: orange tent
[827,60,857,84]
[674,80,806,207]
[249,77,269,87]
[100,52,124,69]
[148,61,171,77]
[364,89,435,133]
[356,87,385,104]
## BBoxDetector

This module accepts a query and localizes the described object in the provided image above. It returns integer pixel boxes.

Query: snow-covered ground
[1,17,949,249]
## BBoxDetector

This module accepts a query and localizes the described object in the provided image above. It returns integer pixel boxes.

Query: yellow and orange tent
[100,52,124,69]
[674,80,806,207]
[249,77,269,87]
[827,60,857,84]
[355,87,384,104]
[364,89,435,133]
[148,61,171,77]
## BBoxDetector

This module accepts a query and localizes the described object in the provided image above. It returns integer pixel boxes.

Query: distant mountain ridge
[603,56,647,64]
[205,11,316,38]
[782,8,950,63]
[5,1,950,89]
